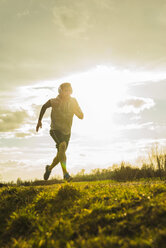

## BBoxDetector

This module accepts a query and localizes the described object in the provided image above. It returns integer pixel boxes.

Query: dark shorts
[50,130,71,150]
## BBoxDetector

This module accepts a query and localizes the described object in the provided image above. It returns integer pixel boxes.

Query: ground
[0,180,166,248]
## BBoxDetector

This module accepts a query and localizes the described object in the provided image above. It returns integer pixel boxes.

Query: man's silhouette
[36,82,84,181]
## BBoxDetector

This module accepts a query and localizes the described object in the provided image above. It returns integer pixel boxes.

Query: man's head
[58,82,73,98]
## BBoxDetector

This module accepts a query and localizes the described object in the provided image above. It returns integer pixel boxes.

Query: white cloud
[0,160,26,169]
[1,0,166,182]
[1,0,166,90]
[117,96,155,114]
[17,9,30,18]
[0,109,28,132]
[117,122,154,131]
[52,4,91,36]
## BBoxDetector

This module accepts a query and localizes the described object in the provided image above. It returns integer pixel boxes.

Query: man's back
[50,96,78,135]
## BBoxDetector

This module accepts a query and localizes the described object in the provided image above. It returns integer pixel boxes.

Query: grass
[0,180,166,248]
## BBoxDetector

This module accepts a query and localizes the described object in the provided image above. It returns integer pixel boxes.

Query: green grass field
[0,180,166,248]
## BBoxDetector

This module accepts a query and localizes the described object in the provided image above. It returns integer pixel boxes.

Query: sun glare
[63,66,128,135]
[58,65,166,137]
[14,65,166,138]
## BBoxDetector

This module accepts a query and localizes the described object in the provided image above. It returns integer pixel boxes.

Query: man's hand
[75,110,84,119]
[36,120,42,132]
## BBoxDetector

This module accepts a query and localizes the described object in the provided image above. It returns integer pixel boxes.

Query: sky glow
[1,0,166,182]
[1,65,166,182]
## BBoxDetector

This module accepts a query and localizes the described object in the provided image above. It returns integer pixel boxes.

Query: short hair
[60,82,71,90]
[58,82,72,94]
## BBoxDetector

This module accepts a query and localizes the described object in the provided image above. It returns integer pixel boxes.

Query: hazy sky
[1,0,166,182]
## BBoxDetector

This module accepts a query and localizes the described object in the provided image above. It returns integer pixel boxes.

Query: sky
[1,0,166,182]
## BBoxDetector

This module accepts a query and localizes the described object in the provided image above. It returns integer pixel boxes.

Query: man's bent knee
[58,141,66,161]
[59,141,66,151]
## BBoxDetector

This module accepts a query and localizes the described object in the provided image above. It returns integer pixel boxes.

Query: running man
[36,82,84,181]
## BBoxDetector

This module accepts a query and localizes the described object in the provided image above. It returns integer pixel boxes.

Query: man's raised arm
[36,100,51,132]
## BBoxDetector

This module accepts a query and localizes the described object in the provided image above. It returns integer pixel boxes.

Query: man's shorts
[50,130,71,150]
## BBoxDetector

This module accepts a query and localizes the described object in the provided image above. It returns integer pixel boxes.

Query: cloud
[0,109,28,132]
[15,129,36,138]
[17,10,30,18]
[117,122,154,131]
[0,0,166,90]
[128,79,166,100]
[52,3,91,36]
[32,86,55,91]
[117,97,155,114]
[0,160,26,169]
[0,159,42,182]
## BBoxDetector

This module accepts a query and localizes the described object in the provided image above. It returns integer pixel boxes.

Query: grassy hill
[0,180,166,248]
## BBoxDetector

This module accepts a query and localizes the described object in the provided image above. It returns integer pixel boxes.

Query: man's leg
[44,130,61,180]
[49,153,60,171]
[44,152,60,180]
[58,141,67,175]
[49,129,61,171]
[58,141,72,181]
[45,130,71,181]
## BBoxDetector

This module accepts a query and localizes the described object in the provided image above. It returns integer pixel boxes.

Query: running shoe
[64,172,72,182]
[44,165,51,180]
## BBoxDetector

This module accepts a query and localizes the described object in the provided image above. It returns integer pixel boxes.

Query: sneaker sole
[44,165,51,181]
[65,177,73,182]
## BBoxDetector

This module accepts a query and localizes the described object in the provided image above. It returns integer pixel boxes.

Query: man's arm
[73,98,84,119]
[36,100,51,132]
[75,109,84,119]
